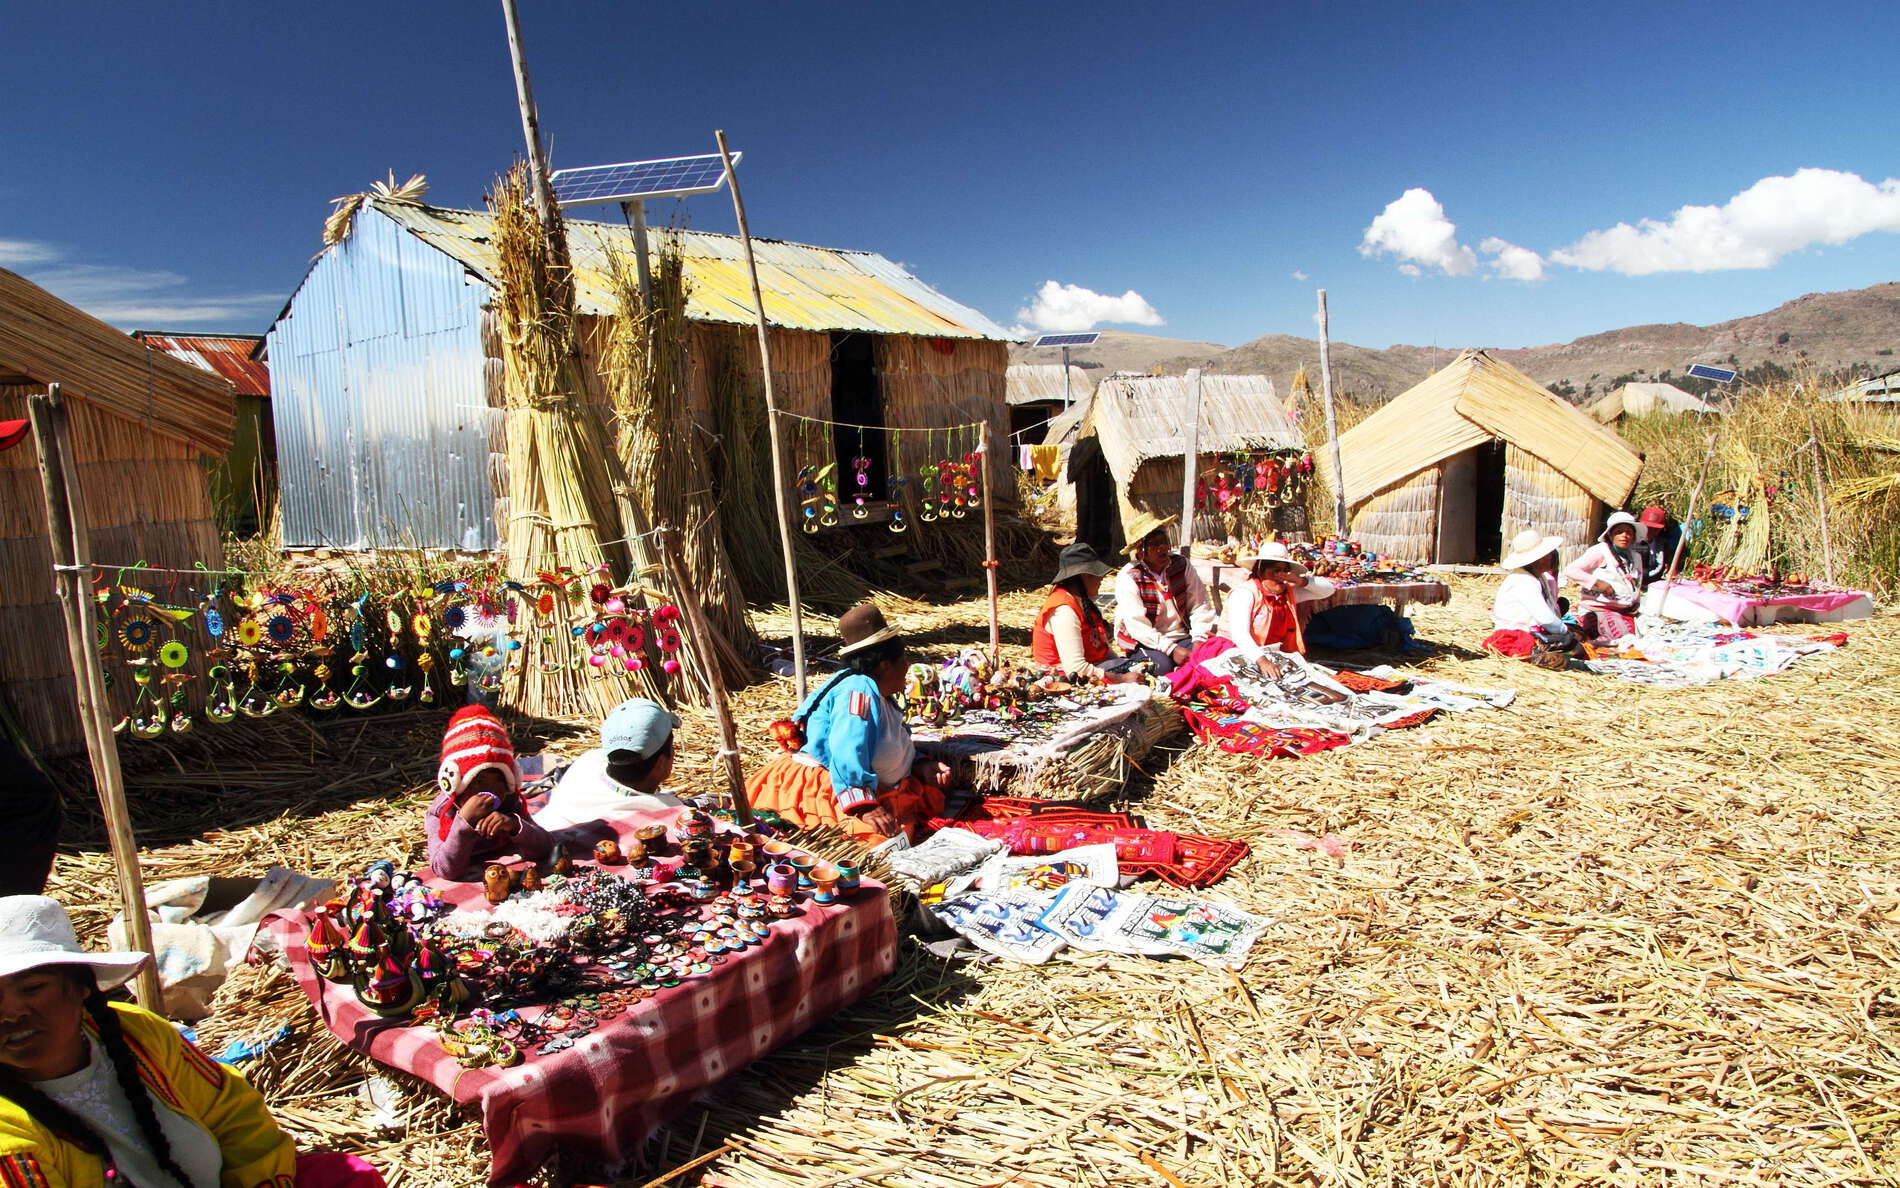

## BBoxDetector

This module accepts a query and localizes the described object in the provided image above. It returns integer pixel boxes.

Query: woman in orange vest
[1031,543,1141,684]
[1223,540,1336,656]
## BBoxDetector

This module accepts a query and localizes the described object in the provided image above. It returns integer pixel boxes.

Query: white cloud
[1291,269,1308,281]
[1551,168,1900,275]
[1014,280,1163,333]
[1480,237,1546,281]
[0,241,279,327]
[1359,188,1477,277]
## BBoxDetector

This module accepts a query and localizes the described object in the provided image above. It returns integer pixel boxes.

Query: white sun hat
[1500,529,1563,571]
[1598,511,1640,543]
[1240,540,1309,575]
[0,896,149,991]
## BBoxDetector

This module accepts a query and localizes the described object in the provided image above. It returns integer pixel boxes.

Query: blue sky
[4,1,1898,351]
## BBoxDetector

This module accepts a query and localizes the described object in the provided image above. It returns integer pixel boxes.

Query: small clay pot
[521,867,544,893]
[766,862,797,897]
[623,838,647,864]
[635,823,668,850]
[482,863,512,905]
[727,841,754,867]
[762,839,794,861]
[835,862,861,895]
[550,845,573,877]
[594,840,625,866]
[729,859,757,891]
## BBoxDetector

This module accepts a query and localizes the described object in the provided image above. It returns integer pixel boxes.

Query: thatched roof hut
[1005,363,1093,444]
[1583,381,1715,423]
[1063,373,1300,552]
[264,197,1013,559]
[1322,349,1641,565]
[0,268,234,756]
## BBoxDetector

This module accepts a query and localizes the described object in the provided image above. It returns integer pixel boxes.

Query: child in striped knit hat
[425,705,553,880]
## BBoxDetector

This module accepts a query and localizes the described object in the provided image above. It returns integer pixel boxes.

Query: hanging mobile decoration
[962,441,983,512]
[126,663,166,739]
[204,665,237,724]
[851,428,872,519]
[167,688,193,736]
[158,640,190,669]
[796,465,822,534]
[416,652,439,704]
[269,660,306,710]
[237,663,277,719]
[309,655,342,711]
[117,613,159,654]
[345,657,382,710]
[653,606,683,675]
[887,473,910,533]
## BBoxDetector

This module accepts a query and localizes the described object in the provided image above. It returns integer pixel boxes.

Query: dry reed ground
[46,575,1900,1187]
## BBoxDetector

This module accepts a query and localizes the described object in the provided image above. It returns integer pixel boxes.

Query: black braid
[84,989,199,1188]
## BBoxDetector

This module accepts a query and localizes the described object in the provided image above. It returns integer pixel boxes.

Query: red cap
[1639,505,1667,529]
[0,420,28,452]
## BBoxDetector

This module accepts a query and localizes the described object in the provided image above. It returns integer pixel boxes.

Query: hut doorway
[1069,437,1123,558]
[1434,440,1508,563]
[830,332,887,497]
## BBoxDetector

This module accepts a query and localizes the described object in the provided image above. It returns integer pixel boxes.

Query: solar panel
[550,152,740,207]
[1032,332,1101,348]
[1686,363,1738,384]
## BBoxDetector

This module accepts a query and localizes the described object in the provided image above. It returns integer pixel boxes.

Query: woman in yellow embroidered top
[0,895,381,1188]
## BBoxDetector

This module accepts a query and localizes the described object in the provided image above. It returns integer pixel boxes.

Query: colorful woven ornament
[158,641,189,669]
[118,615,158,653]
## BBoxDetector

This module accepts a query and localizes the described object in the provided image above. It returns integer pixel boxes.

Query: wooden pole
[716,128,807,700]
[1667,430,1720,581]
[658,525,752,824]
[500,0,559,221]
[1804,409,1836,584]
[978,435,1000,657]
[28,388,162,1010]
[1179,368,1203,547]
[1317,290,1347,536]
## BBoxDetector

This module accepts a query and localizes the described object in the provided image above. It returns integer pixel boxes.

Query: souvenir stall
[265,805,895,1185]
[1200,537,1450,618]
[900,651,1184,804]
[1644,566,1874,627]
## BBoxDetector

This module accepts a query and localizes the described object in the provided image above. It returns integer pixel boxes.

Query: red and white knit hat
[437,705,519,798]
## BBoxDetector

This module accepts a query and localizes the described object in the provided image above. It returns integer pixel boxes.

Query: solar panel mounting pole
[715,129,808,699]
[620,201,653,306]
[1062,346,1073,407]
[1317,289,1347,536]
[499,0,558,222]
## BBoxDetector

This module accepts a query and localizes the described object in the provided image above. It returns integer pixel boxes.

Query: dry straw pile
[48,577,1900,1186]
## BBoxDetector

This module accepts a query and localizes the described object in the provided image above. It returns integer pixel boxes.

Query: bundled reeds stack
[489,165,636,720]
[600,239,757,695]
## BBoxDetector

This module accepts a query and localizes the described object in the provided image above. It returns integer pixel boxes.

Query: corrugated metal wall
[266,208,498,550]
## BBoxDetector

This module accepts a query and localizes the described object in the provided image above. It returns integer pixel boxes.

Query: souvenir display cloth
[1180,647,1434,740]
[911,684,1172,800]
[265,806,896,1185]
[977,844,1120,894]
[1646,578,1874,627]
[1180,707,1352,759]
[1037,884,1268,969]
[886,826,1005,891]
[934,889,1069,964]
[936,796,1250,890]
[1580,620,1846,687]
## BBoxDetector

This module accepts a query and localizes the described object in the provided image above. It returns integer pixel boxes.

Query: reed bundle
[489,165,636,720]
[599,238,757,696]
[48,577,1896,1185]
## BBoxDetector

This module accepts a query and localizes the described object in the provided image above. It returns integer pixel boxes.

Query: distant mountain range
[1010,282,1900,403]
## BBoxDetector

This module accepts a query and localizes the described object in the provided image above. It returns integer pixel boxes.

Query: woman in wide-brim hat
[1562,511,1645,641]
[1031,542,1141,684]
[0,895,383,1188]
[746,603,947,844]
[1485,529,1575,662]
[1222,540,1338,657]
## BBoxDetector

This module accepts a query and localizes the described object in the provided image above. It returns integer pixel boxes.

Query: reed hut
[1323,349,1641,565]
[263,197,1013,561]
[1006,363,1094,443]
[1582,381,1715,424]
[131,333,274,536]
[1063,373,1300,553]
[0,268,234,756]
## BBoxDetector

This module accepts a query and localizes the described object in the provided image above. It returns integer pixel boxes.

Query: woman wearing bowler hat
[1030,543,1141,684]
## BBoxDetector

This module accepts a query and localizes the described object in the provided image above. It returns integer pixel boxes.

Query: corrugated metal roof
[1080,373,1300,487]
[361,198,1014,341]
[1829,368,1900,402]
[1006,363,1095,406]
[133,333,271,397]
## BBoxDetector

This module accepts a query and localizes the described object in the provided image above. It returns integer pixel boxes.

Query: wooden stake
[500,0,559,222]
[1317,290,1347,536]
[1668,430,1720,582]
[1804,409,1835,585]
[979,436,1000,657]
[1179,368,1203,547]
[28,388,162,1010]
[658,525,752,824]
[716,128,807,700]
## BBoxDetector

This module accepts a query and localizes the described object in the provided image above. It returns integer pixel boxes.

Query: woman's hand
[912,756,954,787]
[1168,643,1192,667]
[858,805,900,839]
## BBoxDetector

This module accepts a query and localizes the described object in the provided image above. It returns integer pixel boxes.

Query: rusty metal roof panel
[133,334,272,397]
[365,198,1013,341]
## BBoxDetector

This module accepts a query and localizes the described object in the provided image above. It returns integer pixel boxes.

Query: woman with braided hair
[0,896,381,1188]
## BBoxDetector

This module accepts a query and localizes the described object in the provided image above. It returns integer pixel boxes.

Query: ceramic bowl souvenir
[594,840,626,866]
[835,862,861,895]
[623,838,647,864]
[766,862,798,897]
[635,823,669,850]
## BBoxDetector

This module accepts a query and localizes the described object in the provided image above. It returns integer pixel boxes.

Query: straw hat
[0,896,148,991]
[1121,511,1179,556]
[836,602,903,656]
[1599,511,1639,543]
[1501,529,1562,571]
[1050,542,1113,585]
[1240,540,1308,575]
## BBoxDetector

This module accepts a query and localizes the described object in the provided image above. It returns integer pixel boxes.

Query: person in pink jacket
[1563,511,1646,641]
[424,706,553,880]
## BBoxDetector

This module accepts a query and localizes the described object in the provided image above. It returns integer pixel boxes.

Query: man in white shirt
[1111,512,1216,675]
[535,698,684,830]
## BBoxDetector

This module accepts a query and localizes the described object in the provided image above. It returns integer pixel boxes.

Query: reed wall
[0,384,222,756]
[1504,445,1599,565]
[1350,468,1440,561]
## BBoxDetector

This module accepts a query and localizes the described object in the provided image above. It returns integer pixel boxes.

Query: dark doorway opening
[1475,439,1508,562]
[829,332,887,500]
[1069,437,1123,558]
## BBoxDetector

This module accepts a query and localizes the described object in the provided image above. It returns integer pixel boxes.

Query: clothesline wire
[769,410,988,434]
